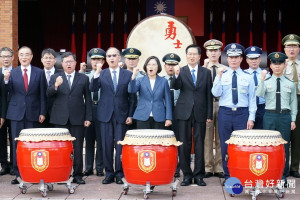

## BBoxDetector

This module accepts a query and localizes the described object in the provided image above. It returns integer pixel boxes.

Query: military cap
[267,52,288,64]
[224,43,245,57]
[245,46,262,58]
[282,34,300,46]
[203,39,223,50]
[162,53,181,65]
[88,48,106,59]
[122,48,141,59]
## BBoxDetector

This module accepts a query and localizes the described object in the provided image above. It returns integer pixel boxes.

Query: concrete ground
[0,170,300,200]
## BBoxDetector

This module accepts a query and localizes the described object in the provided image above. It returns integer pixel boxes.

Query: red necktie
[23,68,28,92]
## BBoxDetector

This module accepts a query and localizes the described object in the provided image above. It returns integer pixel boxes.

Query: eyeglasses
[63,60,75,64]
[19,54,32,58]
[187,53,199,57]
[106,54,118,58]
[0,55,13,59]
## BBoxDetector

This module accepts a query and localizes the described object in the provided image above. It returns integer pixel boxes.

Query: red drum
[127,14,195,76]
[16,128,75,183]
[226,130,286,187]
[118,129,182,185]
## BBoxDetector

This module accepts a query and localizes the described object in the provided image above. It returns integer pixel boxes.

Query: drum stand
[17,177,76,197]
[122,178,179,199]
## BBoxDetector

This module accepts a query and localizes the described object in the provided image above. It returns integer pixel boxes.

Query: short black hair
[143,56,162,74]
[41,48,57,58]
[0,47,14,56]
[61,52,76,62]
[186,44,201,55]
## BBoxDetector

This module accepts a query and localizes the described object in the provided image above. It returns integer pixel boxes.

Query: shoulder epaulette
[223,70,228,73]
[284,76,293,82]
[265,77,271,81]
[242,70,250,74]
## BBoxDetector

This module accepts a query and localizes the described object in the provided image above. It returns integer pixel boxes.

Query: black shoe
[11,178,19,185]
[290,171,300,178]
[96,171,104,177]
[0,166,10,175]
[222,180,226,186]
[194,178,207,186]
[72,176,85,184]
[214,172,225,178]
[116,177,124,184]
[102,176,114,184]
[283,178,288,188]
[83,170,93,176]
[180,177,192,186]
[204,172,214,178]
[174,172,180,178]
[9,168,15,176]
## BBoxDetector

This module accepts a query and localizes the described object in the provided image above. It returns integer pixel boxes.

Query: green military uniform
[257,52,298,181]
[282,34,300,176]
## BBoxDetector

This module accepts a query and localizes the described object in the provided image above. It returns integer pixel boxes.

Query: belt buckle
[93,101,98,105]
[232,107,237,111]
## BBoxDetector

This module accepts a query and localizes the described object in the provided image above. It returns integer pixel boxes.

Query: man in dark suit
[47,52,92,184]
[0,47,13,176]
[4,46,46,184]
[90,47,134,185]
[172,44,213,187]
[40,48,62,127]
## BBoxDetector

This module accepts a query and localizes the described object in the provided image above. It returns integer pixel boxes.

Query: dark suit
[37,68,62,128]
[47,71,92,177]
[0,71,9,167]
[90,68,134,178]
[6,66,46,177]
[172,65,213,179]
[129,75,172,128]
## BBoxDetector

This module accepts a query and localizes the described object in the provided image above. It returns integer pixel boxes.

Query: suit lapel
[16,67,26,94]
[144,75,153,95]
[70,72,80,92]
[152,76,161,95]
[104,69,114,92]
[183,66,194,86]
[27,67,36,93]
[196,65,203,87]
[61,72,71,92]
[115,69,124,94]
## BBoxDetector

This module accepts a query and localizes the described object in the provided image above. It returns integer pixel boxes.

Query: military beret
[122,48,141,59]
[224,43,245,57]
[88,48,106,59]
[203,39,223,50]
[245,46,262,58]
[282,34,300,46]
[267,52,288,64]
[162,53,181,65]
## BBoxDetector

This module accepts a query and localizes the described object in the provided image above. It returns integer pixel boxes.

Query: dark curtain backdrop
[19,0,300,69]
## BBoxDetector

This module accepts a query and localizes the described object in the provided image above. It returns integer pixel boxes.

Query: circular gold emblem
[251,47,256,51]
[231,44,236,49]
[129,48,134,53]
[211,41,215,45]
[290,35,295,40]
[94,49,98,53]
[170,54,174,58]
[275,53,280,58]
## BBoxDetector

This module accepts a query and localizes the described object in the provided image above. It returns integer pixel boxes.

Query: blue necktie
[253,71,259,105]
[67,75,71,88]
[112,70,117,93]
[232,71,238,105]
[191,69,196,86]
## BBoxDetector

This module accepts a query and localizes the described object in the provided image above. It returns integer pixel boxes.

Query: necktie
[276,78,281,113]
[191,69,196,86]
[112,70,117,93]
[253,71,259,105]
[169,77,175,108]
[67,75,71,88]
[212,65,217,82]
[23,68,28,92]
[232,71,238,105]
[46,70,51,85]
[292,62,299,94]
[93,92,98,102]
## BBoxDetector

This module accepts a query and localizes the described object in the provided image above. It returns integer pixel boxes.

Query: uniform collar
[247,67,262,74]
[228,67,242,75]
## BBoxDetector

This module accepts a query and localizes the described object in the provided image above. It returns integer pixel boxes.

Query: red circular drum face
[127,14,195,76]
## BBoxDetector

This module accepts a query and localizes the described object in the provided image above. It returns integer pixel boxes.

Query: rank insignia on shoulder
[284,76,293,82]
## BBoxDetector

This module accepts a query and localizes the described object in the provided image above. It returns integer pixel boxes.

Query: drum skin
[17,141,73,183]
[122,145,177,185]
[227,144,285,187]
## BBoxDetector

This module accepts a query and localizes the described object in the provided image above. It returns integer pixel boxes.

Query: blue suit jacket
[6,66,46,121]
[129,75,172,122]
[90,68,134,123]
